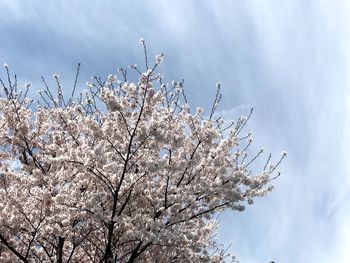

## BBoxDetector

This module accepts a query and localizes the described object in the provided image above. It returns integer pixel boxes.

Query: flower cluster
[0,55,284,262]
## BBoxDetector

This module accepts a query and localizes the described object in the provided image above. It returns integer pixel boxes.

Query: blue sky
[1,1,349,262]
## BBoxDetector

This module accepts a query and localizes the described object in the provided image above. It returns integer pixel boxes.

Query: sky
[0,1,349,262]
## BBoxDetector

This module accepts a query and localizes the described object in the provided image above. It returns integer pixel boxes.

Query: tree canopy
[0,42,285,262]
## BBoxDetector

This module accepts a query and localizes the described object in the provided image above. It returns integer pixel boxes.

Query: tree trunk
[57,237,64,263]
[102,222,114,263]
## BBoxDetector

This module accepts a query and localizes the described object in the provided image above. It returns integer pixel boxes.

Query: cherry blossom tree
[0,41,285,263]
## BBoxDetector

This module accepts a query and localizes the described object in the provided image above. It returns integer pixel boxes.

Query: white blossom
[155,52,164,65]
[85,81,93,88]
[107,74,117,83]
[0,55,282,263]
[82,89,89,96]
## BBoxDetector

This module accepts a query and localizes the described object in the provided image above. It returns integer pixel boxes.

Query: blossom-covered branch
[0,41,285,263]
